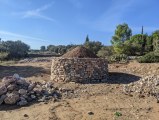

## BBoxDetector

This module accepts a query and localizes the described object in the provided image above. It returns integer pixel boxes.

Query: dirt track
[0,60,159,120]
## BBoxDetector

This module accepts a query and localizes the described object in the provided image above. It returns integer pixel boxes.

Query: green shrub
[137,52,159,63]
[97,46,113,58]
[0,40,30,59]
[114,112,122,117]
[0,52,9,61]
[109,54,128,63]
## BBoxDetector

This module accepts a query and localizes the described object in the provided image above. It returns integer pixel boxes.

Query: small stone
[155,80,159,86]
[24,114,29,117]
[17,99,28,106]
[2,76,15,85]
[26,97,33,102]
[4,93,19,105]
[45,82,53,88]
[30,95,36,99]
[19,89,27,95]
[0,85,7,96]
[88,111,94,115]
[13,74,20,80]
[28,83,36,91]
[0,95,7,105]
[20,95,28,99]
[48,89,55,95]
[44,101,48,104]
[16,79,29,87]
[38,96,46,102]
[7,84,17,91]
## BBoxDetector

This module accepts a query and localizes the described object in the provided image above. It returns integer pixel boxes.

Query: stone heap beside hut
[51,46,108,83]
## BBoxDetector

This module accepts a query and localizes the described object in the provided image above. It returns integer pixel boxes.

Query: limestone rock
[2,76,15,86]
[30,95,36,99]
[19,89,27,95]
[4,93,20,105]
[13,74,20,80]
[16,79,29,87]
[0,74,61,106]
[28,83,36,91]
[0,85,7,95]
[0,95,7,105]
[7,84,17,91]
[17,98,28,106]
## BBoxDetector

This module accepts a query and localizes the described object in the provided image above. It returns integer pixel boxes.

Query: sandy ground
[1,60,159,120]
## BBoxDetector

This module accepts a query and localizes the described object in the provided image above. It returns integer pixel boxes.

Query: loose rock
[0,85,7,95]
[123,75,159,103]
[4,93,20,104]
[0,74,62,106]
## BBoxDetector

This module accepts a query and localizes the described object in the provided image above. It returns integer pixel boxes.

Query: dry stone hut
[51,46,108,83]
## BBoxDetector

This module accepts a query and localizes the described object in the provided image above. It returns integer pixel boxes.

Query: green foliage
[114,112,122,117]
[129,34,148,55]
[97,46,113,58]
[85,35,89,43]
[84,40,103,54]
[115,23,132,42]
[111,23,132,54]
[109,54,128,63]
[146,36,153,52]
[137,52,159,63]
[0,40,30,59]
[40,46,46,51]
[152,30,159,52]
[47,44,77,55]
[0,52,9,61]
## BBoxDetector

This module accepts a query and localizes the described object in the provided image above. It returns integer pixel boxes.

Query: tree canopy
[111,23,132,54]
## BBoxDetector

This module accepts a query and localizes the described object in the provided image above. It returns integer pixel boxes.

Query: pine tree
[140,26,146,55]
[85,35,89,43]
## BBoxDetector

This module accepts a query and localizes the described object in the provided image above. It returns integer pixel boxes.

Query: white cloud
[0,30,49,42]
[13,2,55,22]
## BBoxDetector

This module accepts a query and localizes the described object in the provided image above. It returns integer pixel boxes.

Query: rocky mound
[62,46,98,58]
[123,75,159,102]
[0,74,61,106]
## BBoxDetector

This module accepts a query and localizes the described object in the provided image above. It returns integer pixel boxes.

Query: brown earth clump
[62,46,98,58]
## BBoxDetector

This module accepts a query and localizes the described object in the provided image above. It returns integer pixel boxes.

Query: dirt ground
[1,60,159,120]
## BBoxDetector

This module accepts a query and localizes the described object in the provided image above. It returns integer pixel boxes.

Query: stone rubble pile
[19,58,51,63]
[0,74,61,106]
[123,75,159,102]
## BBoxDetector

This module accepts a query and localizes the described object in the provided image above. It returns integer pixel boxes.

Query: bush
[0,40,30,59]
[97,46,113,58]
[109,54,128,63]
[137,52,159,63]
[0,52,9,61]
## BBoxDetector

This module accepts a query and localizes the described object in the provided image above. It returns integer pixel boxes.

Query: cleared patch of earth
[0,59,159,120]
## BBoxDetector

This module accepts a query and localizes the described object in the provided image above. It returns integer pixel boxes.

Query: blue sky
[0,0,158,49]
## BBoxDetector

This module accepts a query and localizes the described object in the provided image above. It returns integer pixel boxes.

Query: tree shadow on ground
[107,72,141,84]
[0,65,49,79]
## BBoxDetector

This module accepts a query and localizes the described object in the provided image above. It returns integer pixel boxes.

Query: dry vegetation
[0,59,159,120]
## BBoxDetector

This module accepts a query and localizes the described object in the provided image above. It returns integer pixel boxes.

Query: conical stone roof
[62,46,98,58]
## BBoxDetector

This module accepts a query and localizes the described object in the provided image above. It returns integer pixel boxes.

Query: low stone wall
[51,58,108,83]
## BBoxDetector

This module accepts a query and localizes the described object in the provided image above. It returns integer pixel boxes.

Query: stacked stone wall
[51,58,108,83]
